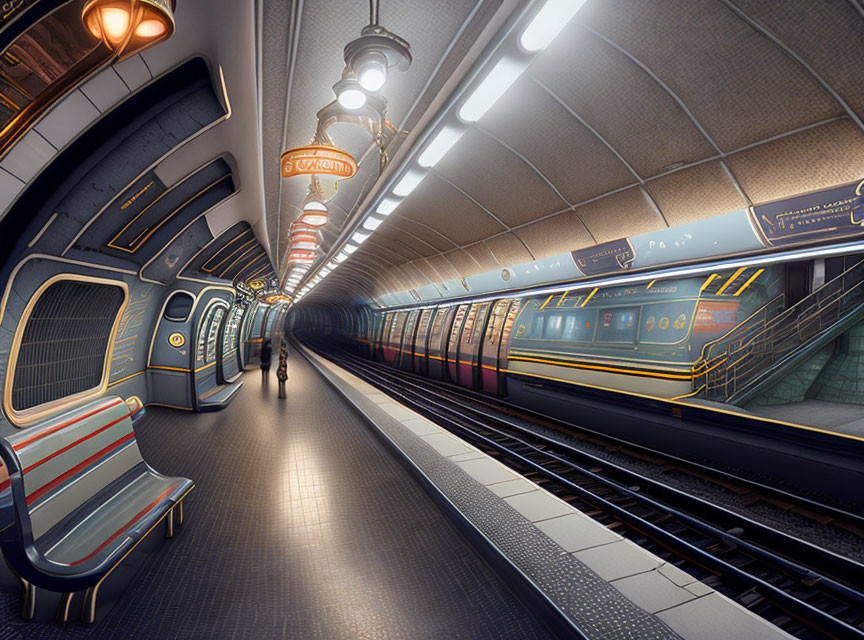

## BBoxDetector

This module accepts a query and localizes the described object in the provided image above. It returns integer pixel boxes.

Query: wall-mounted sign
[571,239,635,276]
[168,332,186,348]
[751,180,864,247]
[281,144,358,179]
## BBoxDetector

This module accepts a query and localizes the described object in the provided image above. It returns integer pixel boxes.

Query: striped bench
[0,396,193,623]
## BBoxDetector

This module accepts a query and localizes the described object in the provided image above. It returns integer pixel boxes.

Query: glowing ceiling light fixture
[362,216,384,231]
[82,0,175,59]
[320,267,331,276]
[418,126,466,168]
[334,77,367,110]
[335,252,349,263]
[343,16,412,92]
[376,198,401,216]
[520,0,587,52]
[393,171,425,197]
[344,243,359,254]
[459,57,526,123]
[351,231,370,244]
[326,261,338,270]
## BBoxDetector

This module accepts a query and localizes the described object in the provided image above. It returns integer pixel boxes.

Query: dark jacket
[260,341,272,367]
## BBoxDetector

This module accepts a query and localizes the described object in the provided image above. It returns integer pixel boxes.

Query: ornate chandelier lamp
[82,0,175,59]
[280,1,412,291]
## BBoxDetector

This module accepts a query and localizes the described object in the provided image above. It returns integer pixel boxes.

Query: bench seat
[0,396,193,622]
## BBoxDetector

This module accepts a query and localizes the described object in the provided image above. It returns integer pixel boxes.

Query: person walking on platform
[277,339,288,398]
[260,338,272,383]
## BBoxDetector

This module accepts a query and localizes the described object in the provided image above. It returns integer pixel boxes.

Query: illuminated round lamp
[290,230,319,245]
[333,77,367,110]
[82,0,175,59]
[298,205,329,228]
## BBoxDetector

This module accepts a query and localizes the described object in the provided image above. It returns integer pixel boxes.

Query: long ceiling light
[458,57,526,123]
[363,216,384,231]
[418,126,466,168]
[376,198,401,216]
[520,0,588,52]
[393,171,425,196]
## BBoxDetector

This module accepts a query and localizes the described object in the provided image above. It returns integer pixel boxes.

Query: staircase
[691,257,864,405]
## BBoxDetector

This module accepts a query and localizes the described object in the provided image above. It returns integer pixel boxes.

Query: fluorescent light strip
[520,0,587,52]
[363,216,384,231]
[377,198,401,216]
[351,231,370,244]
[458,57,526,122]
[344,244,359,254]
[393,171,425,197]
[418,126,466,168]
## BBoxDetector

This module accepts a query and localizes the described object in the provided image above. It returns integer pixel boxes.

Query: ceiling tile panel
[582,0,841,152]
[433,128,567,227]
[464,242,500,272]
[480,75,636,204]
[529,25,716,178]
[726,119,864,204]
[514,212,595,260]
[398,173,508,244]
[574,187,666,243]
[645,160,750,227]
[728,0,864,122]
[484,232,534,266]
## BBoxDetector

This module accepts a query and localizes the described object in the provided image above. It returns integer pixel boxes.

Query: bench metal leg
[21,579,36,621]
[166,506,174,539]
[178,500,184,526]
[82,585,100,624]
[57,592,75,622]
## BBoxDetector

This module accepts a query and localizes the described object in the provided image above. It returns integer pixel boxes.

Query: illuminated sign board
[281,144,357,179]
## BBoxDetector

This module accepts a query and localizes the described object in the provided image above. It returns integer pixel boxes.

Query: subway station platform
[0,357,549,639]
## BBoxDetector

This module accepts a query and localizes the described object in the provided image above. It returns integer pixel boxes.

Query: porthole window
[6,277,128,424]
[164,291,195,322]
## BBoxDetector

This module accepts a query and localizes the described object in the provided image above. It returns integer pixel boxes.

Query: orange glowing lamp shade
[288,249,316,264]
[281,144,358,179]
[82,0,175,58]
[298,210,328,227]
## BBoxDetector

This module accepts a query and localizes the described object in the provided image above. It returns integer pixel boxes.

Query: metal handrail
[693,258,864,402]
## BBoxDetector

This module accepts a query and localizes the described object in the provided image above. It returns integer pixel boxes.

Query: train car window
[485,301,509,346]
[462,305,479,345]
[471,303,490,345]
[389,312,408,350]
[499,300,522,355]
[164,291,195,321]
[428,308,447,351]
[545,315,565,340]
[414,309,433,353]
[594,306,640,343]
[382,312,395,348]
[529,315,545,338]
[562,310,596,341]
[448,305,468,352]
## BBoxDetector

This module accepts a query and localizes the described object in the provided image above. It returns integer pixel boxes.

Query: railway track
[303,340,864,640]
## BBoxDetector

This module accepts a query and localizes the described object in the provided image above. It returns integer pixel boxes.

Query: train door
[480,300,511,393]
[413,308,433,375]
[384,312,408,365]
[427,306,455,379]
[219,305,244,383]
[459,302,491,387]
[496,299,523,395]
[378,311,394,361]
[446,304,469,381]
[194,301,228,407]
[399,309,419,370]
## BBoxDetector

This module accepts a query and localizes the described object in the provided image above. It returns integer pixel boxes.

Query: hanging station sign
[280,144,357,179]
[571,238,636,276]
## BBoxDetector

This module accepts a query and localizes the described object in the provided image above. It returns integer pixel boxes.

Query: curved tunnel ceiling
[2,1,864,307]
[273,0,864,306]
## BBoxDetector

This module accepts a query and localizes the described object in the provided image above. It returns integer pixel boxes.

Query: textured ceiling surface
[288,0,864,303]
[259,0,506,283]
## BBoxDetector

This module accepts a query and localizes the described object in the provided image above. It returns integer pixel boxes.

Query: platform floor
[0,357,551,639]
[748,399,864,437]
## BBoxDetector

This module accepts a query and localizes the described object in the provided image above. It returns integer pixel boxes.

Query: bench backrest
[1,397,143,541]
